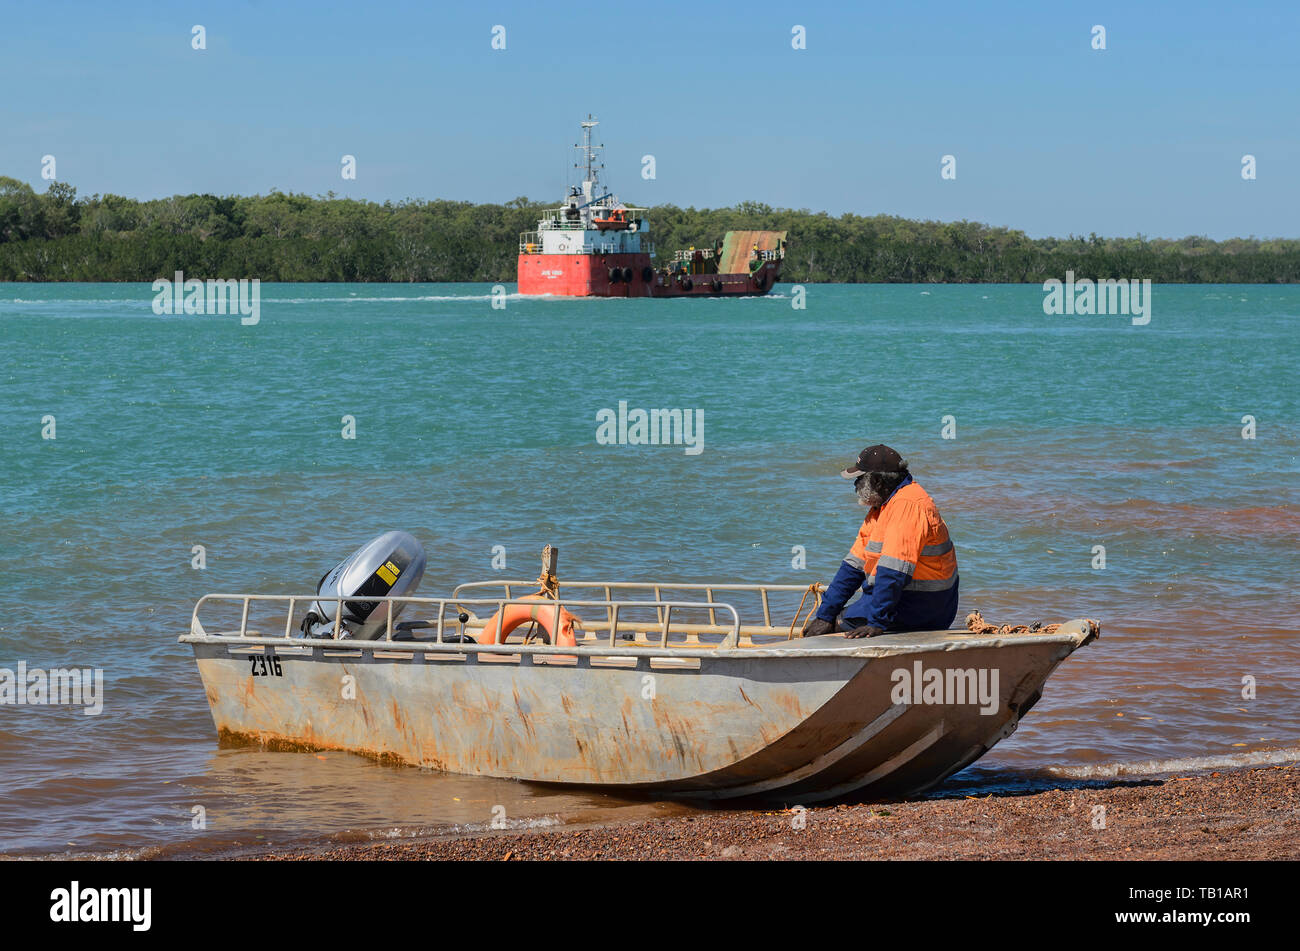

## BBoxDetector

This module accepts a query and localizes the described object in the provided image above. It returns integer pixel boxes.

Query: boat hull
[186,625,1094,802]
[517,252,781,297]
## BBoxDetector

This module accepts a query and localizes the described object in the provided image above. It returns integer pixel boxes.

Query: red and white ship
[518,117,787,297]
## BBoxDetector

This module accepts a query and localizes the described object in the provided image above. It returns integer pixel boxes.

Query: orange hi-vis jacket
[816,477,960,632]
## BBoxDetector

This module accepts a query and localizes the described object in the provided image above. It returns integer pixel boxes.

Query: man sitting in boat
[803,445,959,639]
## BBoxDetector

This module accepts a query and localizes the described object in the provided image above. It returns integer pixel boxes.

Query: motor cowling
[300,531,427,640]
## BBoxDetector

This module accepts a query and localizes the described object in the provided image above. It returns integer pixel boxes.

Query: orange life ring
[475,595,581,647]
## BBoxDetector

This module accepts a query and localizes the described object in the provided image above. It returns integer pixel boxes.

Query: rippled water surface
[1,282,1296,856]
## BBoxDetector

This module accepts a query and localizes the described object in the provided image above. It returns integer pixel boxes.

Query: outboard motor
[300,531,427,640]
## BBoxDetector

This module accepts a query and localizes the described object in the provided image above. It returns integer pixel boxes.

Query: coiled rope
[964,611,1100,637]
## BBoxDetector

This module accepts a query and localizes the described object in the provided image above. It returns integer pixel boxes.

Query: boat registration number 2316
[249,655,283,677]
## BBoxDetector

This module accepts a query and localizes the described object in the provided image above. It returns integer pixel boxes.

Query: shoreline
[236,764,1298,862]
[4,279,1299,285]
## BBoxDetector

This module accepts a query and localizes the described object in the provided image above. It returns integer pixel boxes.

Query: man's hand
[801,616,837,638]
[845,624,884,639]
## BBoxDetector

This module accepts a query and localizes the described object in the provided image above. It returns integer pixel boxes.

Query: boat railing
[673,248,715,261]
[519,233,650,255]
[187,592,753,651]
[455,579,818,642]
[535,210,648,232]
[537,220,586,232]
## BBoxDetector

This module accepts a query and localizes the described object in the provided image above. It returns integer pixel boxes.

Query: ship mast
[574,114,605,211]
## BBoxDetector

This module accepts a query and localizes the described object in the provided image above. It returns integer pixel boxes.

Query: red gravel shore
[245,764,1298,861]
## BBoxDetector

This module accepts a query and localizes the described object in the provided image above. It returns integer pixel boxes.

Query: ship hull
[518,253,781,298]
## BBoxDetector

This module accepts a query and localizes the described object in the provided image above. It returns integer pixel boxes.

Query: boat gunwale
[179,625,1095,661]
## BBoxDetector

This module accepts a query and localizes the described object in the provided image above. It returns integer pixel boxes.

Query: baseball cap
[840,444,906,479]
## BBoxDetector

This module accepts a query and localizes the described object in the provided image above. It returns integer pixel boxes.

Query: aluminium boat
[182,544,1097,802]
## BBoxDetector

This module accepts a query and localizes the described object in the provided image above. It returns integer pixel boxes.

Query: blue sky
[2,0,1296,238]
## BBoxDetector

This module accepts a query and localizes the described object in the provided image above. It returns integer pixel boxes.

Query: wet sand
[245,764,1298,861]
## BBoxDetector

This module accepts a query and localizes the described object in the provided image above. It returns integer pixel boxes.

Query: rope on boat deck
[964,611,1100,637]
[789,582,825,640]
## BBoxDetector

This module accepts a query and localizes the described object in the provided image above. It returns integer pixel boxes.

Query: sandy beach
[241,764,1298,861]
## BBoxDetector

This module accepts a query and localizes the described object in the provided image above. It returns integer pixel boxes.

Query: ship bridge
[519,115,654,257]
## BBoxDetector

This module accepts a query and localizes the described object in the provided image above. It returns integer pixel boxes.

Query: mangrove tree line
[2,177,1297,283]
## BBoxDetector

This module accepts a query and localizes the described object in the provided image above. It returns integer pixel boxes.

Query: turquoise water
[1,282,1297,855]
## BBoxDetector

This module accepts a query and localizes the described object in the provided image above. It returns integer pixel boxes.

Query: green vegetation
[2,178,1298,283]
